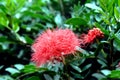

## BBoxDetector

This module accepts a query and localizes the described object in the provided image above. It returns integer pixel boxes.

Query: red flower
[79,28,104,46]
[31,29,79,66]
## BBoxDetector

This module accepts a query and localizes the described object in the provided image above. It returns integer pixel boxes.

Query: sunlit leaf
[108,70,120,78]
[0,13,9,26]
[101,69,111,76]
[5,67,20,74]
[14,64,24,70]
[114,7,120,22]
[85,2,102,11]
[21,65,37,73]
[24,35,33,44]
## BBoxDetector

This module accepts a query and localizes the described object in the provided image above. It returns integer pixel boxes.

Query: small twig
[61,53,66,65]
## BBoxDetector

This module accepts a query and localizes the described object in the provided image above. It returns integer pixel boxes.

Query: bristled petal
[79,28,104,46]
[31,29,80,66]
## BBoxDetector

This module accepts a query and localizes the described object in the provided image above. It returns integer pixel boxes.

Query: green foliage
[0,0,120,80]
[108,70,120,79]
[65,18,87,25]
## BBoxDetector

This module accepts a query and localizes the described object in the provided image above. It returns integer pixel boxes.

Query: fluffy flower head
[79,28,104,46]
[85,28,104,43]
[31,29,79,66]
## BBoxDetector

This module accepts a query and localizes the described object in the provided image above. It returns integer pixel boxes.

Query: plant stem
[109,39,114,69]
[96,39,107,58]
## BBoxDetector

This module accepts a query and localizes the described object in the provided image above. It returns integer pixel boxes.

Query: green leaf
[0,42,9,50]
[95,15,102,22]
[0,75,14,80]
[22,11,51,21]
[0,13,9,26]
[76,47,90,56]
[65,18,87,25]
[114,7,120,22]
[54,13,63,26]
[82,64,92,72]
[78,58,86,65]
[113,30,120,51]
[14,64,24,70]
[97,59,107,68]
[118,0,120,7]
[107,0,115,18]
[14,33,26,43]
[101,69,111,76]
[5,0,25,15]
[21,65,37,73]
[6,0,16,14]
[94,42,106,57]
[70,64,82,73]
[94,22,109,35]
[0,4,8,14]
[38,67,49,72]
[0,65,4,70]
[99,0,107,11]
[0,36,7,42]
[108,70,120,78]
[92,73,106,80]
[24,35,33,44]
[44,74,53,80]
[5,67,20,74]
[53,75,60,80]
[85,2,102,11]
[24,76,40,80]
[15,0,26,13]
[113,38,120,51]
[71,71,84,79]
[12,23,20,33]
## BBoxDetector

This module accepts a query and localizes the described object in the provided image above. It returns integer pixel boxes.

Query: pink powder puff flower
[31,29,80,66]
[79,28,104,46]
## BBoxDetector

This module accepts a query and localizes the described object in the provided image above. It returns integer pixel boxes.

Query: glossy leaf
[85,3,102,11]
[21,65,37,73]
[114,7,120,22]
[92,73,106,80]
[82,64,92,72]
[101,69,111,76]
[0,13,9,26]
[108,70,120,78]
[5,68,20,74]
[71,71,84,79]
[70,64,82,73]
[14,64,24,70]
[24,35,33,44]
[65,18,87,25]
